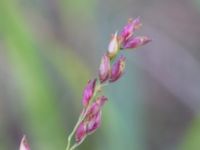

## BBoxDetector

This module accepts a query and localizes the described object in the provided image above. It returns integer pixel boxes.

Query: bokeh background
[0,0,200,150]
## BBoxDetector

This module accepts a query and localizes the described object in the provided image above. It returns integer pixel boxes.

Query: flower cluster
[73,17,150,149]
[107,17,151,59]
[76,96,107,143]
[19,17,150,150]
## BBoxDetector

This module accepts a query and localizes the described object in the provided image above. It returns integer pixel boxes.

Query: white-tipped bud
[107,32,119,59]
[19,135,31,150]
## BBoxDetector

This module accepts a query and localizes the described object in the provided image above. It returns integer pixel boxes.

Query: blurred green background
[0,0,200,150]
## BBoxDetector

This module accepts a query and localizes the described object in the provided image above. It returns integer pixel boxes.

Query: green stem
[66,109,87,150]
[69,136,86,150]
[66,115,82,150]
[69,143,81,150]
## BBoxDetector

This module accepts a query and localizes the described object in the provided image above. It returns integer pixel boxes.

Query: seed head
[19,135,31,150]
[75,96,107,143]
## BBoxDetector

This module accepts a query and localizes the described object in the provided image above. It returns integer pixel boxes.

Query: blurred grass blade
[180,118,200,150]
[0,1,65,149]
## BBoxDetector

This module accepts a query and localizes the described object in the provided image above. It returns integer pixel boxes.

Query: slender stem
[66,116,81,150]
[69,143,81,150]
[66,109,86,150]
[69,136,87,150]
[65,105,92,150]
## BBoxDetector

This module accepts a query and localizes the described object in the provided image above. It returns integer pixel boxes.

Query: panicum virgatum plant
[19,17,151,150]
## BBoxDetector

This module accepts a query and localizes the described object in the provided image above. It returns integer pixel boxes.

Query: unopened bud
[123,36,151,49]
[86,111,101,134]
[107,32,120,59]
[119,17,142,44]
[109,55,126,82]
[88,96,108,115]
[75,123,87,143]
[75,96,107,142]
[99,54,111,83]
[95,96,108,107]
[82,79,97,107]
[19,135,30,150]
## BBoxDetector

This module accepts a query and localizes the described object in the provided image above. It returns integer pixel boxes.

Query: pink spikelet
[119,17,151,50]
[75,96,107,143]
[82,79,97,107]
[99,54,111,83]
[123,36,151,49]
[19,135,31,150]
[119,17,142,45]
[110,55,126,82]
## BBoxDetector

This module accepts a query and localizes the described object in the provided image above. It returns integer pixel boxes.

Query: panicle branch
[19,17,151,150]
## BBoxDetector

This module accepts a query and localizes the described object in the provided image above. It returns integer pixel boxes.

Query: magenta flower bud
[99,54,111,83]
[75,123,87,143]
[84,96,107,134]
[95,96,108,107]
[123,36,151,49]
[75,96,107,143]
[88,96,108,115]
[82,79,97,107]
[119,17,142,44]
[19,135,31,150]
[107,32,120,59]
[86,111,102,134]
[109,55,126,82]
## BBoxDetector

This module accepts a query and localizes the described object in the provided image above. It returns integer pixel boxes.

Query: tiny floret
[82,79,97,107]
[19,135,31,150]
[123,36,151,49]
[107,32,120,59]
[75,123,87,143]
[99,54,111,83]
[110,55,126,82]
[119,17,142,45]
[75,96,107,143]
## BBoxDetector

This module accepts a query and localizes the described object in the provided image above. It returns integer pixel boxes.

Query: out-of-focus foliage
[0,1,92,149]
[180,118,200,150]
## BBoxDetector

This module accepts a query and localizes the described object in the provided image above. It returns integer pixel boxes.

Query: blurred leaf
[0,1,65,149]
[180,118,200,150]
[59,0,95,21]
[44,45,91,99]
[194,0,200,11]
